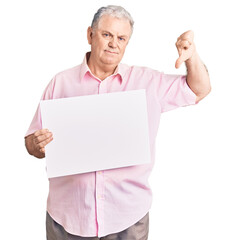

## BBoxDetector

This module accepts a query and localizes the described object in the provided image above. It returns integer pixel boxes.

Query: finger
[40,147,45,153]
[34,132,53,144]
[176,43,182,56]
[177,30,194,42]
[34,128,49,137]
[175,41,188,69]
[181,40,191,50]
[175,57,183,69]
[175,52,187,68]
[36,136,53,151]
[176,39,191,51]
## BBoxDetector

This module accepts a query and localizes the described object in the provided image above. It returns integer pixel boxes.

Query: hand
[32,129,53,154]
[175,30,196,69]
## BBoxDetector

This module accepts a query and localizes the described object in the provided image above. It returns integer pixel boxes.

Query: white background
[0,0,234,239]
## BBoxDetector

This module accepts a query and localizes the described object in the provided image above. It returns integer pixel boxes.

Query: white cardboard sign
[40,89,151,178]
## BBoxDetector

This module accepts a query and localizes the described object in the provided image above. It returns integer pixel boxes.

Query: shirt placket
[95,79,108,236]
[98,78,108,94]
[95,170,105,236]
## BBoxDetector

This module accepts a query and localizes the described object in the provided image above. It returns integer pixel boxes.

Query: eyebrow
[101,30,128,39]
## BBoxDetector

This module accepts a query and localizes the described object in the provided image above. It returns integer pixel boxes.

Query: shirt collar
[79,52,126,83]
[79,52,91,81]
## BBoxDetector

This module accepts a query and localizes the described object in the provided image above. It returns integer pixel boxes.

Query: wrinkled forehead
[96,15,132,36]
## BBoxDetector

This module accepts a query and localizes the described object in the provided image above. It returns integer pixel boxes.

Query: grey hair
[91,5,134,35]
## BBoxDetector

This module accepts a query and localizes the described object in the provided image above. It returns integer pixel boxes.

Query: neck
[87,54,117,81]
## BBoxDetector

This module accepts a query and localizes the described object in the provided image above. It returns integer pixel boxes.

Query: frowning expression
[87,15,132,67]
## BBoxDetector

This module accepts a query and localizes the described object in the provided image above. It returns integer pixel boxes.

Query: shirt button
[98,194,104,199]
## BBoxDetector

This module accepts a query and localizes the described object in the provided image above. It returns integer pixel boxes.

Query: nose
[108,37,118,48]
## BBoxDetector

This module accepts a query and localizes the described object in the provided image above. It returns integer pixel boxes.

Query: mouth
[105,50,118,55]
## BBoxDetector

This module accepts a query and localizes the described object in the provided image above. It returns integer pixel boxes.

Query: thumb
[175,56,184,69]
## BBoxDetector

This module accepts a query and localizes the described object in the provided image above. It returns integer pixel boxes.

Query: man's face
[87,15,132,67]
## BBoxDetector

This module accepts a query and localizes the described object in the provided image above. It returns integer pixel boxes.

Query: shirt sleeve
[156,72,197,113]
[25,77,55,137]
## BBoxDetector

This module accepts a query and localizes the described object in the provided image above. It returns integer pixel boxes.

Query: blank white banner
[40,89,151,178]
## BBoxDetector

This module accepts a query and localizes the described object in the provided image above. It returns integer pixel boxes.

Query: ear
[87,27,93,45]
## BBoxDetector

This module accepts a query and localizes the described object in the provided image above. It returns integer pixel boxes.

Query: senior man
[25,5,211,240]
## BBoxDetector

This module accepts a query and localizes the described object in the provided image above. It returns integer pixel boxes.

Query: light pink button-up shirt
[26,53,196,237]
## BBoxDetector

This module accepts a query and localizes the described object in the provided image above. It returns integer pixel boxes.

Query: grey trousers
[46,212,149,240]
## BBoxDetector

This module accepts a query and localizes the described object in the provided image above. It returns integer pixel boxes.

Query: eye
[103,33,110,37]
[119,37,125,41]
